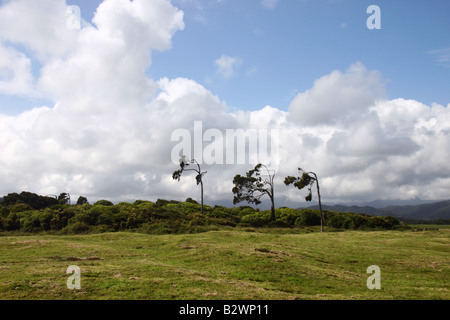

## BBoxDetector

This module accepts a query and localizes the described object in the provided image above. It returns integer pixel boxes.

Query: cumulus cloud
[0,0,79,60]
[283,64,450,203]
[0,44,34,95]
[0,0,448,206]
[288,62,387,126]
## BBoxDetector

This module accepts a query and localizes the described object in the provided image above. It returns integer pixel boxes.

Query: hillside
[308,200,450,221]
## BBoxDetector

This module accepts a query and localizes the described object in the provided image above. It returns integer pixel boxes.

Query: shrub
[185,198,198,204]
[139,220,187,235]
[117,202,133,210]
[39,210,53,231]
[16,211,37,232]
[384,216,401,228]
[295,209,321,226]
[236,206,257,217]
[71,211,97,226]
[9,203,33,214]
[50,208,76,230]
[240,212,271,227]
[133,200,154,207]
[63,221,91,234]
[94,200,114,206]
[0,207,9,217]
[4,212,20,231]
[208,206,240,225]
[151,206,185,220]
[156,199,179,207]
[366,216,389,229]
[176,202,202,214]
[349,215,369,229]
[328,214,352,229]
[276,208,302,226]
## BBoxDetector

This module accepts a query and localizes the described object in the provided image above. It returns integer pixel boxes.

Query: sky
[0,0,449,207]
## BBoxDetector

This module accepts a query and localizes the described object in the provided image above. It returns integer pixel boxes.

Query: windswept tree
[58,193,71,205]
[232,163,276,221]
[172,156,207,214]
[284,168,324,232]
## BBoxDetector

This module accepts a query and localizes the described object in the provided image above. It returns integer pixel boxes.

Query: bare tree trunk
[270,194,275,221]
[314,174,324,232]
[200,179,204,215]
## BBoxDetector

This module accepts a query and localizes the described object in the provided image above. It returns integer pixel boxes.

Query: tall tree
[232,163,276,221]
[172,156,207,215]
[284,168,324,232]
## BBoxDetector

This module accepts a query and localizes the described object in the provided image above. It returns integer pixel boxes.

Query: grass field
[0,228,448,300]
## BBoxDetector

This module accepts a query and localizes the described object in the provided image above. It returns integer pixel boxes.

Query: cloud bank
[0,0,448,206]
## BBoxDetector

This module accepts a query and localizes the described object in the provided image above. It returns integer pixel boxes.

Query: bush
[94,200,114,206]
[295,209,321,226]
[185,198,198,204]
[236,206,257,217]
[0,207,9,217]
[240,212,271,227]
[328,214,349,229]
[9,203,33,214]
[4,212,20,231]
[349,215,369,229]
[133,200,154,207]
[72,211,96,226]
[384,216,401,227]
[276,208,302,226]
[62,221,91,234]
[156,199,179,207]
[39,210,53,231]
[208,206,240,225]
[50,208,76,230]
[172,202,202,214]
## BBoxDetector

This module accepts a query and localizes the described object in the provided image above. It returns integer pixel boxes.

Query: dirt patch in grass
[47,256,102,261]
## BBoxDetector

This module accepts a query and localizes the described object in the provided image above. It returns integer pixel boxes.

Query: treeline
[0,192,408,234]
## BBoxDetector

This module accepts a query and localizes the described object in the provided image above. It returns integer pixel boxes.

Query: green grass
[0,228,448,300]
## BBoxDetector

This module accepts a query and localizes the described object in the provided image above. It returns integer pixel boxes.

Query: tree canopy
[232,163,276,221]
[172,156,207,214]
[285,168,324,232]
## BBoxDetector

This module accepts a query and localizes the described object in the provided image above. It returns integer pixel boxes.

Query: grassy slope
[0,228,448,300]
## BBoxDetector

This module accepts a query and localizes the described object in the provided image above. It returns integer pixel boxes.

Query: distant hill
[307,200,450,221]
[381,200,450,220]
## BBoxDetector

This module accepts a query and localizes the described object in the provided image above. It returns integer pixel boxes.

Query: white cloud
[283,64,450,203]
[288,62,387,126]
[214,55,243,79]
[0,44,34,95]
[427,47,450,68]
[0,0,80,60]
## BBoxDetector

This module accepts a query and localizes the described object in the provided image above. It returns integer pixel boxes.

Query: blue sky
[0,0,449,205]
[144,0,450,111]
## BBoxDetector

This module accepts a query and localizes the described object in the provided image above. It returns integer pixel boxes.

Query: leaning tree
[284,168,324,232]
[232,163,276,221]
[172,156,207,215]
[58,193,71,205]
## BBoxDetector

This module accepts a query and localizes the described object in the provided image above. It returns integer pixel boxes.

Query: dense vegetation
[0,192,408,234]
[309,200,450,221]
